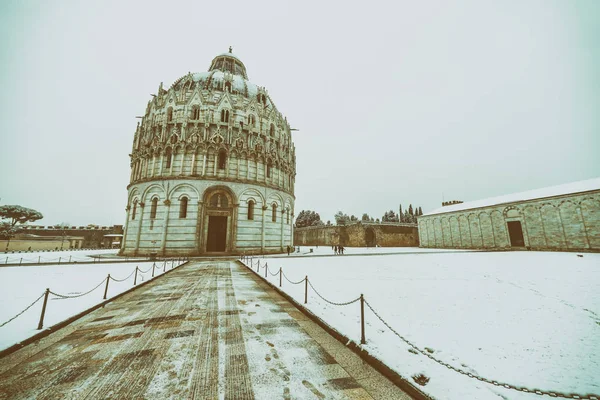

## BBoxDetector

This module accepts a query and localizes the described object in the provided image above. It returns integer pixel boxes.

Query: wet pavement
[0,261,412,399]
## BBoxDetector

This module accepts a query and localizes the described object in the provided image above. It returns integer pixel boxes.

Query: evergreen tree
[399,204,403,222]
[409,204,414,216]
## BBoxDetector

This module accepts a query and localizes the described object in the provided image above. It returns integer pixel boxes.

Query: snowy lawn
[0,259,183,351]
[244,251,600,400]
[270,245,473,258]
[1,249,120,265]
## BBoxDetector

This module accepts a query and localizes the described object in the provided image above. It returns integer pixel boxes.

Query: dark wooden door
[207,216,227,252]
[507,221,525,247]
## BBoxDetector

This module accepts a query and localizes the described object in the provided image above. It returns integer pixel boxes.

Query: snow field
[244,251,600,400]
[1,249,120,265]
[0,259,184,351]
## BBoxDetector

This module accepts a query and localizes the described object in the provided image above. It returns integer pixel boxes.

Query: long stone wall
[418,190,600,252]
[294,222,419,247]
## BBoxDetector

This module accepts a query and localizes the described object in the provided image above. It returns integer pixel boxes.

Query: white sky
[1,0,598,226]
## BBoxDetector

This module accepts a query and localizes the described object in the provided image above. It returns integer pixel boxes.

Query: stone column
[202,152,207,176]
[134,202,145,256]
[261,205,267,253]
[151,155,156,177]
[179,151,185,175]
[213,154,217,176]
[280,208,285,250]
[160,200,171,255]
[195,201,204,254]
[191,152,196,175]
[158,155,164,176]
[290,213,294,247]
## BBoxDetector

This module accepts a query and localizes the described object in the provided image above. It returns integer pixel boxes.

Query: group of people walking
[332,245,345,255]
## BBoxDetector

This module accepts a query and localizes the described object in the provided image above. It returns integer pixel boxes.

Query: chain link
[282,271,305,285]
[110,269,137,282]
[363,299,599,400]
[267,267,280,276]
[307,279,361,306]
[50,278,107,299]
[0,292,46,328]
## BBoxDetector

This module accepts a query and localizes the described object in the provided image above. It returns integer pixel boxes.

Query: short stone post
[279,267,282,287]
[265,262,268,278]
[134,266,138,285]
[152,263,155,277]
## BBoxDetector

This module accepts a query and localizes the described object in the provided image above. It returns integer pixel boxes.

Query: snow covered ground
[267,245,472,258]
[1,249,121,264]
[244,251,600,400]
[0,259,184,351]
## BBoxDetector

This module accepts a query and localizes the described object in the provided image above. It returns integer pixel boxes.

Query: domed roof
[208,47,248,79]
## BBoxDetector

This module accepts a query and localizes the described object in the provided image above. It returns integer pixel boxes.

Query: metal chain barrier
[0,292,46,328]
[267,266,280,276]
[138,266,152,274]
[282,271,305,285]
[109,269,137,282]
[49,278,107,299]
[363,299,599,400]
[307,279,361,306]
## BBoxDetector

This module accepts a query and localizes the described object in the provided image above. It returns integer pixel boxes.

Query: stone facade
[121,50,296,256]
[418,180,600,252]
[294,222,419,247]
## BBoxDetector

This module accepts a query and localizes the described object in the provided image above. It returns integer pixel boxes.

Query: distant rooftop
[423,177,600,216]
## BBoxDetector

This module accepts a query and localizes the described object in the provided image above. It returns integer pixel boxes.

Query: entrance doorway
[507,221,525,247]
[207,216,227,252]
[365,228,376,247]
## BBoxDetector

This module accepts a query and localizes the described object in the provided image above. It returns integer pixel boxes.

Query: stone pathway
[0,261,412,400]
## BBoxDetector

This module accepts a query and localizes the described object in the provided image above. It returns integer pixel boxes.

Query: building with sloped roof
[418,178,600,252]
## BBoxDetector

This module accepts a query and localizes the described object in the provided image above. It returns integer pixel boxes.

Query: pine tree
[399,204,403,222]
[409,204,414,216]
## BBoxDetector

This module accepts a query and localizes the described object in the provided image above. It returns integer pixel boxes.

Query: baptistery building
[120,49,296,256]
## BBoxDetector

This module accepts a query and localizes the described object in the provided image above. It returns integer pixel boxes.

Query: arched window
[225,81,232,92]
[191,106,200,120]
[150,198,158,219]
[286,209,289,224]
[220,109,229,123]
[270,124,275,137]
[266,161,272,178]
[272,203,277,222]
[165,148,172,169]
[247,200,255,220]
[179,197,188,218]
[167,107,173,122]
[218,150,227,170]
[131,201,137,220]
[248,114,256,127]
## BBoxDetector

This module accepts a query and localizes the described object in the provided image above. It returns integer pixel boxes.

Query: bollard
[279,267,282,287]
[163,261,166,272]
[103,274,110,299]
[69,255,72,263]
[257,260,260,273]
[37,288,50,330]
[152,263,155,277]
[304,276,308,304]
[360,294,366,344]
[134,266,138,285]
[265,262,268,278]
[58,257,61,265]
[20,258,22,266]
[38,256,41,263]
[5,257,7,264]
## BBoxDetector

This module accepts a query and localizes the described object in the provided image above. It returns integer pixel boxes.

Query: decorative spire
[229,46,233,53]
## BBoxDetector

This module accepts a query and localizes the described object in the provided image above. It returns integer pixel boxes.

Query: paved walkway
[0,261,411,400]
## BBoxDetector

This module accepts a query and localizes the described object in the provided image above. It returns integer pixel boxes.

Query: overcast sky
[1,0,598,226]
